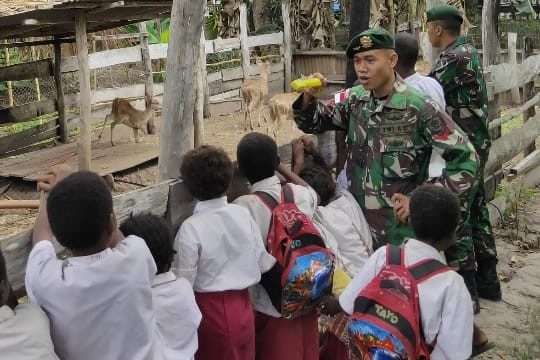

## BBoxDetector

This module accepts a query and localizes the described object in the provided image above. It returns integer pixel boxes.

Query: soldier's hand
[392,193,411,223]
[302,73,327,103]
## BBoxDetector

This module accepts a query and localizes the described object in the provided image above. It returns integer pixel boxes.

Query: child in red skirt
[174,145,275,360]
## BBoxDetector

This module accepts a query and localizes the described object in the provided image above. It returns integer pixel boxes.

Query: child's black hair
[236,132,279,184]
[119,213,175,274]
[300,165,336,206]
[395,32,419,71]
[180,145,233,200]
[410,185,460,243]
[47,171,113,251]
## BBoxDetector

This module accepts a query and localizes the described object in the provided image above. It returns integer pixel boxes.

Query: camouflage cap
[346,28,395,59]
[426,4,463,23]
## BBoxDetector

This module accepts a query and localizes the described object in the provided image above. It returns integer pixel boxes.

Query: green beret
[346,28,395,58]
[426,4,463,23]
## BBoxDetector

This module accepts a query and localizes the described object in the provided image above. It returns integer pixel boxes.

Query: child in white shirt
[233,132,320,360]
[1,249,59,360]
[321,185,477,360]
[174,145,273,360]
[120,213,202,360]
[26,166,163,360]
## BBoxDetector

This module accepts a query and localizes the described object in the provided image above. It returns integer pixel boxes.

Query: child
[120,213,202,360]
[26,166,163,360]
[173,145,273,360]
[0,249,59,359]
[321,185,476,359]
[291,136,373,360]
[233,132,320,360]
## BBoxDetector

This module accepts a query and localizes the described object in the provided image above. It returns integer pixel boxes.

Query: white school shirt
[233,176,319,317]
[174,196,274,293]
[152,271,202,360]
[313,188,373,277]
[404,73,447,109]
[0,304,59,360]
[25,236,164,360]
[339,239,473,360]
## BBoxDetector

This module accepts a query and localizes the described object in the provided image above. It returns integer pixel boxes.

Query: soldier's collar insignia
[360,36,373,48]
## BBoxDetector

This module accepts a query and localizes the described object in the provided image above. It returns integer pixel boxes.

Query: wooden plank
[0,59,53,82]
[508,33,521,104]
[209,79,243,96]
[213,37,241,52]
[149,43,168,60]
[488,92,540,130]
[0,121,58,155]
[487,54,540,95]
[246,32,284,47]
[510,149,540,176]
[249,62,284,76]
[222,67,244,81]
[64,84,165,108]
[485,113,540,175]
[204,40,214,54]
[523,37,537,156]
[0,100,57,124]
[76,12,92,171]
[54,39,68,144]
[239,4,251,81]
[207,71,223,83]
[282,1,292,92]
[0,180,172,293]
[194,31,206,146]
[61,46,142,73]
[210,89,240,101]
[0,200,40,209]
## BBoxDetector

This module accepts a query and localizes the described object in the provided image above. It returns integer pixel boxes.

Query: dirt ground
[1,107,539,359]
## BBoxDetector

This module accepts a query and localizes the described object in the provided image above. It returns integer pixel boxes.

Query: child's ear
[275,155,281,169]
[107,213,117,236]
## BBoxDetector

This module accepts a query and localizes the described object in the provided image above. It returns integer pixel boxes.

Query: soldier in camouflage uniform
[427,5,502,304]
[292,28,478,249]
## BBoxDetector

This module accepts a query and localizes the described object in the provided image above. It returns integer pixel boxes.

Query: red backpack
[255,184,334,318]
[347,245,450,360]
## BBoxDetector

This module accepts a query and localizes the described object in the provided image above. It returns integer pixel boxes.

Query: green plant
[260,0,283,31]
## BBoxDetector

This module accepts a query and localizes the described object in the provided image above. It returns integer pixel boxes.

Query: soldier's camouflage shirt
[430,36,491,159]
[293,79,478,247]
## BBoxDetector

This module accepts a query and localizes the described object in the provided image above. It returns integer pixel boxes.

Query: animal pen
[0,0,540,300]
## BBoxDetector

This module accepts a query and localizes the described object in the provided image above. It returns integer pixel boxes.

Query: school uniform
[25,236,164,360]
[339,238,474,360]
[403,72,447,109]
[0,304,59,360]
[174,196,273,360]
[233,176,320,360]
[152,271,202,360]
[314,187,373,360]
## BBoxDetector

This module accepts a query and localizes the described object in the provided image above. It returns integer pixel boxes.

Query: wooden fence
[0,30,288,158]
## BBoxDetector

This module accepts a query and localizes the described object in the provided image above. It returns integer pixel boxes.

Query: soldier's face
[353,50,397,91]
[427,22,441,48]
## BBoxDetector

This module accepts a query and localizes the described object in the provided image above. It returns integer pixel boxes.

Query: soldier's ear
[389,51,398,68]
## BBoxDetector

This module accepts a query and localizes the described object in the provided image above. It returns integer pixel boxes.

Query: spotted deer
[99,96,157,146]
[240,60,271,131]
[265,92,300,144]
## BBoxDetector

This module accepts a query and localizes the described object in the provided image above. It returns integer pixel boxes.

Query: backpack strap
[408,259,450,283]
[281,184,295,204]
[386,244,403,266]
[254,191,279,211]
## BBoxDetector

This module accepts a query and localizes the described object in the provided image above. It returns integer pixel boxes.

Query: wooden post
[92,40,98,90]
[139,21,156,134]
[54,39,68,144]
[194,32,205,147]
[31,44,41,102]
[523,36,536,156]
[482,0,499,69]
[201,32,211,119]
[3,44,14,107]
[282,0,293,92]
[158,0,205,181]
[75,13,92,171]
[239,3,251,81]
[508,32,520,104]
[419,32,435,72]
[346,0,370,87]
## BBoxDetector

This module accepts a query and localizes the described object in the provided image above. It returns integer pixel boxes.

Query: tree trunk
[346,0,370,88]
[252,0,266,30]
[158,0,205,181]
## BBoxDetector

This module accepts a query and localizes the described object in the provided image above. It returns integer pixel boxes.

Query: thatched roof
[0,0,172,40]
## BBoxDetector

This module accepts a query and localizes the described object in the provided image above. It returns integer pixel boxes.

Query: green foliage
[125,19,171,44]
[260,0,283,31]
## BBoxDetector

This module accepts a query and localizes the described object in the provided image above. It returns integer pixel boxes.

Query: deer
[265,92,301,144]
[98,96,157,146]
[240,60,271,131]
